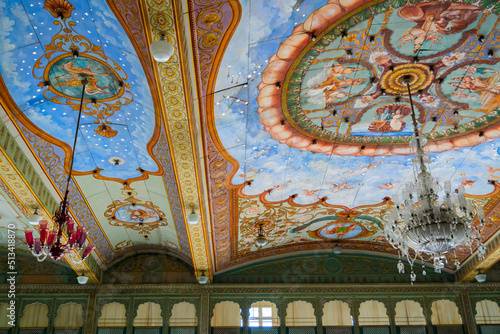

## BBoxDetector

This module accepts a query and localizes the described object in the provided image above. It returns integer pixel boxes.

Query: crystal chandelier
[24,79,94,263]
[384,75,486,282]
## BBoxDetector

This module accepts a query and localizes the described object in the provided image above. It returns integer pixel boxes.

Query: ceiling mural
[1,0,500,283]
[8,0,157,180]
[0,0,191,268]
[195,0,500,271]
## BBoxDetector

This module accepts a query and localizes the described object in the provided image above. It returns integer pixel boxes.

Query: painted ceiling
[0,0,198,281]
[0,0,500,283]
[198,0,500,273]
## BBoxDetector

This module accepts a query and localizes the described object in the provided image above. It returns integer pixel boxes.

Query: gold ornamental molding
[140,0,211,276]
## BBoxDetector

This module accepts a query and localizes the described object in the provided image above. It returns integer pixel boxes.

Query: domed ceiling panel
[0,0,192,267]
[190,0,500,272]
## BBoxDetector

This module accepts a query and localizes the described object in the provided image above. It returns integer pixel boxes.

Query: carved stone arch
[19,301,51,328]
[20,299,53,320]
[132,300,164,328]
[358,299,390,326]
[322,299,353,327]
[247,296,281,318]
[169,300,199,327]
[425,295,462,308]
[54,299,87,315]
[430,299,463,325]
[247,297,281,307]
[474,299,500,324]
[470,295,500,309]
[168,297,201,319]
[285,299,317,327]
[210,300,244,327]
[393,299,426,326]
[209,298,244,321]
[356,296,390,320]
[247,298,281,325]
[103,253,196,284]
[53,302,85,329]
[132,299,165,318]
[356,296,390,310]
[96,301,128,327]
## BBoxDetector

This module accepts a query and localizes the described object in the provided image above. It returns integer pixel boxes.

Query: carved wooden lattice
[18,330,46,334]
[97,329,126,334]
[133,329,162,334]
[358,327,390,334]
[53,330,82,334]
[0,329,12,334]
[211,328,241,334]
[477,325,500,334]
[323,327,353,334]
[248,328,280,334]
[286,328,316,334]
[169,328,197,334]
[396,326,426,334]
[433,326,464,334]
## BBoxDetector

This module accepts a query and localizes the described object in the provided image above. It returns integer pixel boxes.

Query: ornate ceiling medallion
[380,64,433,95]
[104,196,167,240]
[34,0,132,138]
[257,0,500,157]
[294,212,377,241]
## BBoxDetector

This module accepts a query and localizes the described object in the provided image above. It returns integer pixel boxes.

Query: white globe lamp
[150,35,174,62]
[475,273,487,283]
[77,276,89,285]
[197,270,209,285]
[28,209,42,225]
[187,208,201,225]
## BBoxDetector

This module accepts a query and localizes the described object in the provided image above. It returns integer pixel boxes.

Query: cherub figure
[397,2,480,53]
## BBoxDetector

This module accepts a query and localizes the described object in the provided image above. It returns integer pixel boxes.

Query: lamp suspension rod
[405,79,428,175]
[64,78,88,202]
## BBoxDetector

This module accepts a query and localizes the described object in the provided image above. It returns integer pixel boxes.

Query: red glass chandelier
[24,79,94,263]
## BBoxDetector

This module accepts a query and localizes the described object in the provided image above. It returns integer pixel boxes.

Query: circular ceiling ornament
[47,55,123,101]
[256,0,500,157]
[108,156,126,166]
[380,64,433,95]
[104,196,167,241]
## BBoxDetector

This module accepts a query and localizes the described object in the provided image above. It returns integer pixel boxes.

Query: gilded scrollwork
[33,1,132,137]
[104,195,167,240]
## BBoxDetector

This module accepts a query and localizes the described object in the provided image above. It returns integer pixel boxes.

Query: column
[350,298,360,334]
[315,297,323,334]
[163,299,172,334]
[279,297,287,334]
[85,291,98,334]
[387,297,397,334]
[242,298,249,334]
[461,291,477,334]
[46,299,55,334]
[126,300,135,334]
[200,291,210,334]
[422,298,433,334]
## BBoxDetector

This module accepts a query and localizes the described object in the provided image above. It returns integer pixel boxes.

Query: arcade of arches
[1,285,500,333]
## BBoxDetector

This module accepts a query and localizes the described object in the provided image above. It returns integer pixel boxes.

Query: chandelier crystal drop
[24,79,94,264]
[384,75,486,282]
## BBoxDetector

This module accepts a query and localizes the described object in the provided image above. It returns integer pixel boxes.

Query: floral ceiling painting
[0,0,188,266]
[207,0,500,270]
[1,0,156,180]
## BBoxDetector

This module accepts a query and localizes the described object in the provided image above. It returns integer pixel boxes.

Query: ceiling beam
[138,0,212,280]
